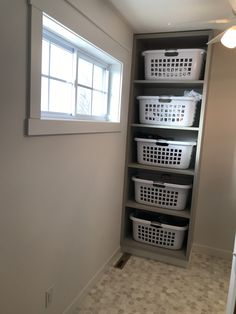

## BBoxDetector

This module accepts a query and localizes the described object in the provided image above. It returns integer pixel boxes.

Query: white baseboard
[63,247,122,314]
[193,243,232,260]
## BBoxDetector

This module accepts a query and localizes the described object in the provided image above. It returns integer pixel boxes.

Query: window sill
[27,118,122,136]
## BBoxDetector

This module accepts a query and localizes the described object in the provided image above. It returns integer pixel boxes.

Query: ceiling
[106,0,236,33]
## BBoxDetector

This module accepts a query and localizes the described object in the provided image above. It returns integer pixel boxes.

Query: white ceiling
[106,0,236,33]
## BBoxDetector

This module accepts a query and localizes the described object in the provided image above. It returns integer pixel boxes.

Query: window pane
[77,87,91,115]
[41,77,49,111]
[109,70,122,122]
[92,91,107,117]
[78,58,93,87]
[93,65,108,92]
[49,79,74,114]
[42,39,49,75]
[50,43,74,81]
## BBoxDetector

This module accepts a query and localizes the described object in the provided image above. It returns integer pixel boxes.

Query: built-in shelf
[128,163,195,176]
[126,200,191,219]
[131,123,199,131]
[121,30,213,267]
[133,80,204,87]
[122,238,188,266]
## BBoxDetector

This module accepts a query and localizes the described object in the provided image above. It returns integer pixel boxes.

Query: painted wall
[65,0,132,51]
[0,1,132,313]
[194,43,236,255]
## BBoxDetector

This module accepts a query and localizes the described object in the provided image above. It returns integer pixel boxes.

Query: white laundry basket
[130,212,188,250]
[132,176,191,210]
[135,138,196,169]
[142,49,205,80]
[137,96,197,127]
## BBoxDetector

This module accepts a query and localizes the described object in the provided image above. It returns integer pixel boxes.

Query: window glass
[41,77,49,111]
[42,39,49,75]
[77,86,92,115]
[77,58,93,87]
[50,43,74,81]
[49,80,73,113]
[92,91,107,117]
[93,65,104,91]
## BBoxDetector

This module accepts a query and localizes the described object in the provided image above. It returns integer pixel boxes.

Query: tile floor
[77,251,231,314]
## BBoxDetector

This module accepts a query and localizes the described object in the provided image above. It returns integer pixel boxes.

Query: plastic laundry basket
[137,96,198,127]
[135,138,196,169]
[130,211,188,250]
[132,176,191,210]
[142,49,205,80]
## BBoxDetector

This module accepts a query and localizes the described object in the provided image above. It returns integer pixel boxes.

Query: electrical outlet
[45,285,54,309]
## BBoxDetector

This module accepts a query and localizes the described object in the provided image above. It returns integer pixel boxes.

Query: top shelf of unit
[134,30,212,41]
[133,80,204,87]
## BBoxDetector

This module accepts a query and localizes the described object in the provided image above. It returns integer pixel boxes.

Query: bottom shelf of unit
[121,237,189,267]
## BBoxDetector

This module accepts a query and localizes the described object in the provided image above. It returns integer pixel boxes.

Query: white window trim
[28,4,124,136]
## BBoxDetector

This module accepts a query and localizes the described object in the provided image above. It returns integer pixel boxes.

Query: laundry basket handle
[164,50,178,57]
[150,221,162,228]
[159,97,172,103]
[155,141,169,146]
[153,182,165,188]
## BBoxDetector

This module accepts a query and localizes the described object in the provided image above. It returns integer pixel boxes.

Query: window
[28,5,126,136]
[41,14,120,122]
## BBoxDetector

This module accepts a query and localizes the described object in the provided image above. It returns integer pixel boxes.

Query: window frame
[28,4,125,136]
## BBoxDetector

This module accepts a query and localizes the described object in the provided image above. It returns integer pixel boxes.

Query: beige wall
[65,0,132,51]
[0,1,132,313]
[194,43,236,254]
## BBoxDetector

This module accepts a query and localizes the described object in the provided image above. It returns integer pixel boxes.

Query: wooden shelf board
[128,163,195,176]
[131,123,199,131]
[133,80,204,87]
[122,238,188,267]
[126,200,191,219]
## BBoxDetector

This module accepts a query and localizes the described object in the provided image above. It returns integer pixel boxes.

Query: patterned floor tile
[77,251,231,314]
